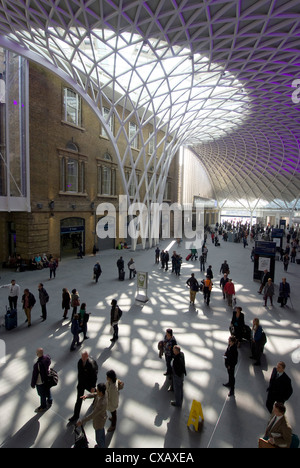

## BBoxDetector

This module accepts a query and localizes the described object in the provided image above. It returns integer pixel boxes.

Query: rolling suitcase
[186,254,191,261]
[5,308,17,330]
[119,270,125,281]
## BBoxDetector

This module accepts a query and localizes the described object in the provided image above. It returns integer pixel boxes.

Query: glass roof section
[0,0,299,207]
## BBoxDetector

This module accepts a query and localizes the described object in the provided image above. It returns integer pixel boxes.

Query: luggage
[73,425,89,448]
[119,270,125,281]
[47,368,59,388]
[5,308,17,330]
[186,254,191,261]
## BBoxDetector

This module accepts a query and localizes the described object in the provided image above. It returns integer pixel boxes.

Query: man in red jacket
[224,278,235,307]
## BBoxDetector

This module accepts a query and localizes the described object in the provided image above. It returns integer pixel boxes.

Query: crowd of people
[157,221,299,448]
[1,220,299,448]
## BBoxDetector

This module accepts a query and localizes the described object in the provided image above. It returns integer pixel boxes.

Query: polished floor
[0,235,299,448]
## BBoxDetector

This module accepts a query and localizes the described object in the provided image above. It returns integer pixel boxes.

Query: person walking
[62,288,71,319]
[278,278,290,307]
[49,258,57,279]
[220,260,229,275]
[202,275,213,306]
[283,253,289,272]
[258,269,269,294]
[93,262,102,283]
[224,278,235,307]
[170,345,186,407]
[106,369,119,432]
[0,279,20,310]
[220,273,229,299]
[266,361,293,413]
[76,383,107,448]
[223,336,238,397]
[30,348,53,412]
[128,258,136,279]
[186,273,199,305]
[22,288,36,327]
[263,278,275,307]
[199,253,205,272]
[70,313,81,351]
[38,283,49,321]
[71,288,80,319]
[110,299,122,342]
[69,351,98,423]
[79,302,90,340]
[206,265,213,280]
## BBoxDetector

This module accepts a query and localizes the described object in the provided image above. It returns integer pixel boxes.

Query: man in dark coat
[69,351,98,422]
[110,299,122,342]
[117,256,124,279]
[31,348,52,411]
[38,283,49,321]
[171,345,187,407]
[223,336,238,397]
[266,362,293,413]
[93,262,102,283]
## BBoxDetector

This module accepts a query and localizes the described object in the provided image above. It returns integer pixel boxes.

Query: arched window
[97,152,116,196]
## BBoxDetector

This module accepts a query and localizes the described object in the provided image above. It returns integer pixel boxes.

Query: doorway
[60,217,85,257]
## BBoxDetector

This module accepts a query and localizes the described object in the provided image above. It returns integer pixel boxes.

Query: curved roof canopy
[0,0,300,208]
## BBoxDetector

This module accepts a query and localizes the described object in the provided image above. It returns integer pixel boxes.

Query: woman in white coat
[106,369,119,432]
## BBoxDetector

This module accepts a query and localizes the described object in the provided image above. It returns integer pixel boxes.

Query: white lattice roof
[0,0,299,206]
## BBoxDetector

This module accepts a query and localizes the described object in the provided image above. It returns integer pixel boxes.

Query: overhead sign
[255,241,277,256]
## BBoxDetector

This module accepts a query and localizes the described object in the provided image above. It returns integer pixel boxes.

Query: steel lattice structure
[0,0,300,210]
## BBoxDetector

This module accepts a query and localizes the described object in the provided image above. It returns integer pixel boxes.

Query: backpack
[117,307,123,320]
[47,368,58,388]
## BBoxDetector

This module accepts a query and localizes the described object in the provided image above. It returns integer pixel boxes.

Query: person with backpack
[110,299,122,342]
[202,275,213,306]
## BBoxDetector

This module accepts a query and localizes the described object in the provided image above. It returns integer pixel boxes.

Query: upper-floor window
[101,107,114,138]
[129,122,138,149]
[59,145,87,194]
[63,88,82,126]
[97,152,116,196]
[148,131,154,154]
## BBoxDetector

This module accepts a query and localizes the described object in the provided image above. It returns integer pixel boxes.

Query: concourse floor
[0,237,299,449]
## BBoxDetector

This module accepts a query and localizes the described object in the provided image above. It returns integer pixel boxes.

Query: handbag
[117,379,124,391]
[73,426,89,448]
[47,368,59,388]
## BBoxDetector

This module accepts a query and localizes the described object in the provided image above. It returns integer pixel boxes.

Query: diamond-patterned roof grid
[0,0,299,207]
